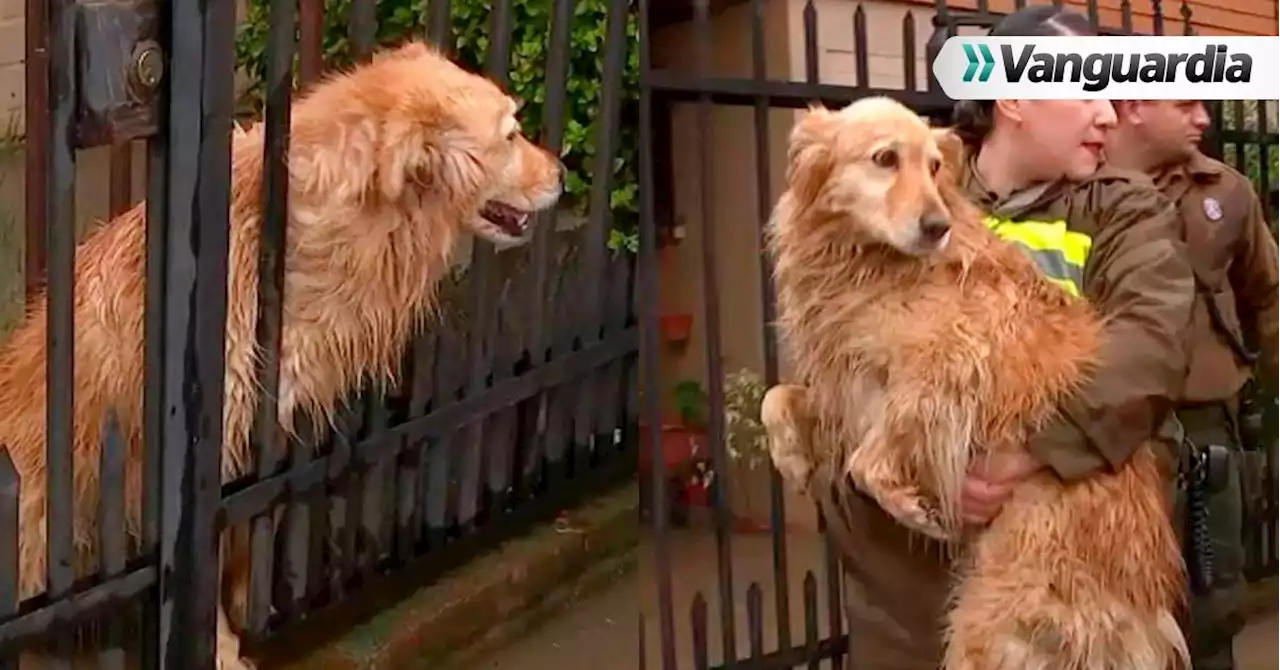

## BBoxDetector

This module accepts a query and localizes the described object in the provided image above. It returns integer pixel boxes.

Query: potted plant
[639,379,711,526]
[683,368,773,532]
[638,379,709,477]
[721,368,772,533]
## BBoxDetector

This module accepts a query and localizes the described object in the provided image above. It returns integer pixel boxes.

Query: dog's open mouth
[480,201,533,237]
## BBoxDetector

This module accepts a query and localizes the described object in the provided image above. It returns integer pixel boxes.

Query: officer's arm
[1228,190,1279,394]
[1026,181,1195,482]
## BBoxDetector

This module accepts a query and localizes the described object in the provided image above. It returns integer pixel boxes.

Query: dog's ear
[930,127,965,176]
[786,106,838,206]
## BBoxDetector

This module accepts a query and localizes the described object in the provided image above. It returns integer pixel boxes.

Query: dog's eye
[506,129,518,141]
[871,149,898,169]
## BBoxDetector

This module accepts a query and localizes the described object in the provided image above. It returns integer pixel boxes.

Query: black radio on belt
[1180,438,1232,595]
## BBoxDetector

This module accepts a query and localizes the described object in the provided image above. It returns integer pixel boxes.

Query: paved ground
[469,528,1279,670]
[1236,611,1279,670]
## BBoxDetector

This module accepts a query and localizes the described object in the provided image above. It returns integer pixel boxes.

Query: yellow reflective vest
[983,216,1093,298]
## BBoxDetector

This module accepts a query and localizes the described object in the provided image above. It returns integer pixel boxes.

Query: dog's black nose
[919,216,950,241]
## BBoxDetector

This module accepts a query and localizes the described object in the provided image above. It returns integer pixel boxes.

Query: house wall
[896,0,1279,36]
[653,0,825,532]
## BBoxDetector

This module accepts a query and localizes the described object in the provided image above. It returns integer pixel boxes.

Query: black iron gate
[638,0,1277,667]
[2,0,638,665]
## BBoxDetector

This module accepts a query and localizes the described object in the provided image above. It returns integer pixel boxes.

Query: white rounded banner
[931,35,1280,100]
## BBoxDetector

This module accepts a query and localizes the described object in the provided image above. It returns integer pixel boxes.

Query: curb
[275,482,639,670]
[437,547,638,670]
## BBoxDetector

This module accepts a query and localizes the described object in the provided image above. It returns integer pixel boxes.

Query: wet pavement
[468,528,1279,670]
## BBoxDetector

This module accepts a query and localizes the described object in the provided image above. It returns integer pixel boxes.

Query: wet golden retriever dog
[0,41,562,669]
[760,97,1186,670]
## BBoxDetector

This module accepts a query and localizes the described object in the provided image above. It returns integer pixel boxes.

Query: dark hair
[951,5,1097,147]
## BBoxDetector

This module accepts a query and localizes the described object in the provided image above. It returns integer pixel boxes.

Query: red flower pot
[639,423,708,476]
[685,480,711,507]
[659,313,693,344]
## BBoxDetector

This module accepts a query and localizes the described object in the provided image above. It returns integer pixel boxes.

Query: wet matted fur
[760,97,1187,670]
[0,41,562,669]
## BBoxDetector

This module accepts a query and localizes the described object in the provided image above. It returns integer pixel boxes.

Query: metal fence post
[155,0,237,664]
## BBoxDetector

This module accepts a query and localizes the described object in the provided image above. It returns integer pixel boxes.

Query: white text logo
[932,36,1280,100]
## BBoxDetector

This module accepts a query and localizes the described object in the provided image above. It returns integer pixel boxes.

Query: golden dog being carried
[760,97,1187,670]
[0,41,563,669]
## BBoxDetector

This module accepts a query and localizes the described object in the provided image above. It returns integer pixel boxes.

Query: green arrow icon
[961,43,996,83]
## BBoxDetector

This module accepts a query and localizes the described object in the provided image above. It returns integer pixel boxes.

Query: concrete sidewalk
[471,573,1278,669]
[469,530,1279,670]
[1236,611,1279,670]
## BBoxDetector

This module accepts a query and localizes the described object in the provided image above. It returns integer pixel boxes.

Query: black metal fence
[1213,98,1280,581]
[638,0,1278,667]
[1,0,637,665]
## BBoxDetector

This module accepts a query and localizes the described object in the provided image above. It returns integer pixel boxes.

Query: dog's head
[784,97,958,256]
[304,41,564,246]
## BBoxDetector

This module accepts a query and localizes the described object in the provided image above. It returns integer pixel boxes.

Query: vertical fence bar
[1086,0,1100,31]
[426,0,453,54]
[422,327,463,549]
[803,0,818,87]
[246,0,297,637]
[360,391,394,566]
[399,336,436,560]
[639,0,676,666]
[157,0,237,661]
[109,146,135,218]
[691,594,709,670]
[1120,0,1133,33]
[520,0,574,499]
[44,0,78,657]
[97,412,128,670]
[1232,102,1247,175]
[1255,102,1272,211]
[802,572,818,670]
[574,0,628,467]
[853,6,868,88]
[691,0,738,662]
[23,0,49,300]
[456,0,515,532]
[748,0,792,654]
[1152,0,1164,35]
[141,32,173,670]
[801,1,847,655]
[298,0,324,86]
[0,448,18,670]
[903,12,916,91]
[348,0,377,61]
[746,583,764,659]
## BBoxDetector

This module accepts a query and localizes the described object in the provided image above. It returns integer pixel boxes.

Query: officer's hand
[960,449,1044,526]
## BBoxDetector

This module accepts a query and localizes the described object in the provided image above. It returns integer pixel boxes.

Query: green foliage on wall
[235,0,640,246]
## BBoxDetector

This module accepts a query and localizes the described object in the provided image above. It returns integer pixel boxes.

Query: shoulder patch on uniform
[1202,197,1223,221]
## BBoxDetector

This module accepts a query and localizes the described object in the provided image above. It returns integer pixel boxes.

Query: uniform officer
[1106,99,1280,670]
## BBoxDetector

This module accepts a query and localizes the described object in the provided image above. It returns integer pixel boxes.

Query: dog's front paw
[762,422,814,489]
[847,453,955,542]
[761,385,816,491]
[878,488,954,542]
